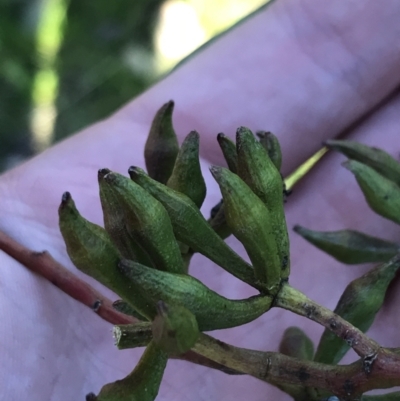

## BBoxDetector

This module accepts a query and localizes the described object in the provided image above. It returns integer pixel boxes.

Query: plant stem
[113,322,152,350]
[0,229,134,325]
[193,334,400,400]
[275,284,380,360]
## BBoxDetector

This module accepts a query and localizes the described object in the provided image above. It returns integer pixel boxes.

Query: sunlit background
[0,0,268,171]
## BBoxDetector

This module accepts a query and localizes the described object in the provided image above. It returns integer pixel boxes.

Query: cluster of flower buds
[58,102,400,401]
[59,101,290,400]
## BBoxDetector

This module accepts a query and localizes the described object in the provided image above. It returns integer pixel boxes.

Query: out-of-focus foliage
[0,0,267,172]
[0,0,37,167]
[53,0,164,140]
[0,0,165,170]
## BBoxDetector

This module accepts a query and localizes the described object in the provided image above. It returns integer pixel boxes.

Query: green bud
[361,391,400,401]
[344,160,400,225]
[208,200,231,239]
[236,127,290,279]
[128,167,256,288]
[314,255,400,364]
[256,131,282,171]
[326,140,400,186]
[210,166,281,293]
[166,130,206,208]
[58,192,154,319]
[102,171,184,274]
[98,168,154,266]
[89,341,167,401]
[152,301,199,356]
[293,225,400,264]
[279,327,314,360]
[217,133,238,173]
[113,322,152,350]
[113,300,146,321]
[119,259,272,331]
[144,100,179,184]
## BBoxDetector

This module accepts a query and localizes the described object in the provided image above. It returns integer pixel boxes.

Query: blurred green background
[0,0,266,171]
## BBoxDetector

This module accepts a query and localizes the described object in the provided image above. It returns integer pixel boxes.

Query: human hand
[1,1,400,399]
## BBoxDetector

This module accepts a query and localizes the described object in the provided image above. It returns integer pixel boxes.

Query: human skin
[1,0,400,399]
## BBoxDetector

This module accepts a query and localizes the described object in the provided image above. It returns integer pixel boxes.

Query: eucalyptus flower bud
[167,130,206,208]
[144,100,179,184]
[119,259,272,331]
[314,255,400,364]
[58,192,154,319]
[152,301,199,356]
[89,341,167,401]
[256,130,282,171]
[217,133,238,173]
[294,225,400,264]
[210,166,281,293]
[343,160,400,225]
[98,168,153,266]
[128,166,256,287]
[326,140,400,186]
[236,127,290,278]
[279,327,314,360]
[102,171,184,274]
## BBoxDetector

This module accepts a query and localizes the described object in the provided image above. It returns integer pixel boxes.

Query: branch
[275,284,380,360]
[193,334,400,399]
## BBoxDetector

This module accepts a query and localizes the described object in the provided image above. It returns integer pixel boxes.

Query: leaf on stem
[294,226,400,264]
[343,160,400,225]
[314,255,400,364]
[326,139,400,186]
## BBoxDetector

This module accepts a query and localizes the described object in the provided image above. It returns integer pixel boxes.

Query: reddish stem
[0,230,134,325]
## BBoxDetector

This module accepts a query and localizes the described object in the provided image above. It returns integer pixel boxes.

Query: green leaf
[344,160,400,225]
[293,226,400,264]
[326,140,400,186]
[314,255,400,364]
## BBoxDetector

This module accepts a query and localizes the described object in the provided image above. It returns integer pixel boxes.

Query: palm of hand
[1,1,400,400]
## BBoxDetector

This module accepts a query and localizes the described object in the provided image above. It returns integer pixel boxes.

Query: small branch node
[92,299,102,312]
[363,351,378,375]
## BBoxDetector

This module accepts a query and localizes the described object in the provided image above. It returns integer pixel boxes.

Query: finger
[122,0,400,172]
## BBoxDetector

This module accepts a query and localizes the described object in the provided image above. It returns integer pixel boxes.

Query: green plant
[59,101,400,401]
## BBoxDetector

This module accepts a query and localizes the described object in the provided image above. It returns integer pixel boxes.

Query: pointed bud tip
[341,160,352,170]
[128,166,143,178]
[102,171,118,184]
[187,130,199,139]
[158,100,175,115]
[98,168,111,180]
[209,166,223,179]
[256,130,266,139]
[217,132,226,141]
[236,126,255,149]
[61,191,71,205]
[293,225,303,233]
